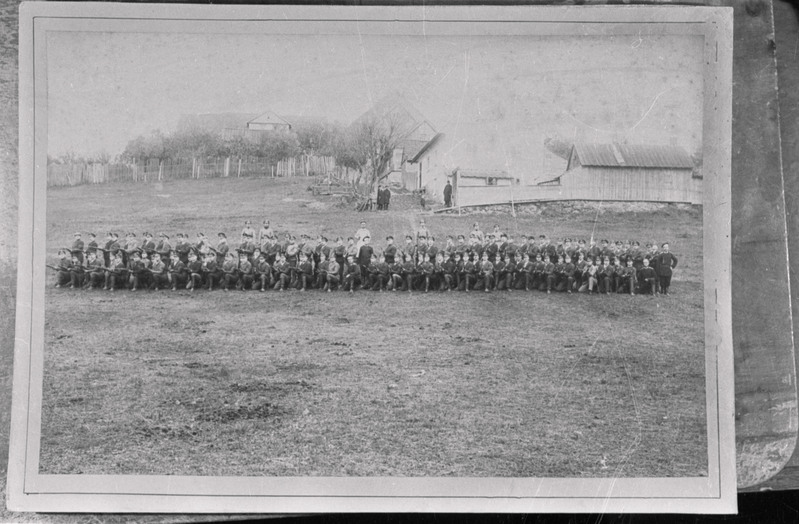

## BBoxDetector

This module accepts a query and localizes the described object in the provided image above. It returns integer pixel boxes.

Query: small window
[487,177,497,186]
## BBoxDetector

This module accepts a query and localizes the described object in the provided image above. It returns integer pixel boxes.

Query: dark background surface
[1,0,799,520]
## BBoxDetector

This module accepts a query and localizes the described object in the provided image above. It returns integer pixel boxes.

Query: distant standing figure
[377,185,387,210]
[383,186,391,210]
[443,180,453,208]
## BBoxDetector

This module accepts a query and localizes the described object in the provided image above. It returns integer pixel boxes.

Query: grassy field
[39,176,707,477]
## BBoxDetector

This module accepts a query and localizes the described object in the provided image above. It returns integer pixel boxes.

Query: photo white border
[8,2,735,513]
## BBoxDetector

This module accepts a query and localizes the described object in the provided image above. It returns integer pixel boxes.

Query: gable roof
[350,93,437,138]
[407,133,444,163]
[248,111,292,127]
[569,143,693,170]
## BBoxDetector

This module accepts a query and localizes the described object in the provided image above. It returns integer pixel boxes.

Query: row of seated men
[50,246,670,295]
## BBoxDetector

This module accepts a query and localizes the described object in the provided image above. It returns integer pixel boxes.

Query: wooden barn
[541,142,701,204]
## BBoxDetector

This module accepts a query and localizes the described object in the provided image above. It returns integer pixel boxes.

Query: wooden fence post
[238,158,242,178]
[158,160,163,181]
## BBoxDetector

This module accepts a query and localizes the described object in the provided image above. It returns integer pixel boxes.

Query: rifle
[46,264,67,271]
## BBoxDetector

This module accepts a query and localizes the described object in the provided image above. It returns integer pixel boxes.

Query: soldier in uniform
[477,252,494,292]
[616,258,637,295]
[253,253,272,292]
[127,251,146,291]
[237,251,254,291]
[543,255,557,294]
[174,234,190,264]
[532,254,546,290]
[70,232,85,264]
[516,253,533,291]
[333,237,347,282]
[425,236,439,262]
[598,257,615,294]
[562,255,576,293]
[417,252,434,293]
[494,253,507,290]
[401,253,416,293]
[372,254,390,292]
[221,252,240,291]
[637,258,657,295]
[149,252,169,290]
[186,251,203,291]
[215,233,230,264]
[202,251,221,291]
[440,252,456,292]
[53,248,72,288]
[273,254,292,291]
[326,254,341,292]
[383,236,397,265]
[582,258,598,294]
[67,253,85,289]
[104,252,127,291]
[315,253,329,290]
[357,236,374,284]
[168,252,188,291]
[655,242,678,295]
[84,251,106,289]
[297,252,314,291]
[387,255,403,292]
[343,254,361,294]
[86,233,99,256]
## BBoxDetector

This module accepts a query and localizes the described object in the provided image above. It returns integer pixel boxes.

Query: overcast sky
[46,29,704,159]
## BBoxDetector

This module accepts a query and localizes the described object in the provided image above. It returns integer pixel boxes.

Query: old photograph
[9,3,735,513]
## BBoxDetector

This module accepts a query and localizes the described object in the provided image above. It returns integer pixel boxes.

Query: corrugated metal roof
[571,143,693,169]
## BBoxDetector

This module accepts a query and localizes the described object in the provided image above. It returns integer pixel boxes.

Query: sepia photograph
[9,3,735,513]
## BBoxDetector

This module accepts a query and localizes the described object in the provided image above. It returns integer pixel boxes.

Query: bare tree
[345,111,411,196]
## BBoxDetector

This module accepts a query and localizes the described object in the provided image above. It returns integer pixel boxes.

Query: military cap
[218,232,226,238]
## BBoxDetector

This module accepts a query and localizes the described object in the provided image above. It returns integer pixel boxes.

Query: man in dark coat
[375,185,384,210]
[655,242,678,295]
[443,180,453,207]
[383,186,391,210]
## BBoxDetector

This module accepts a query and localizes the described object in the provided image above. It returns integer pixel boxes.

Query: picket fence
[47,155,338,187]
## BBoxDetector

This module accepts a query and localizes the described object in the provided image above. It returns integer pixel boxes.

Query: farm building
[451,143,701,207]
[548,142,700,203]
[246,111,293,132]
[351,95,445,190]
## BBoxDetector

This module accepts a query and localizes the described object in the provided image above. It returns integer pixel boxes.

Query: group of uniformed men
[50,219,679,296]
